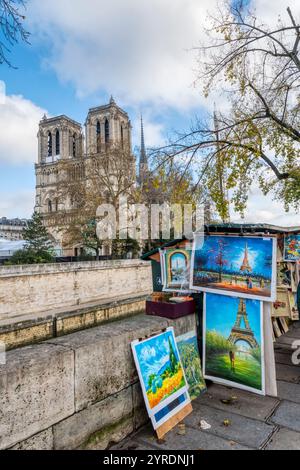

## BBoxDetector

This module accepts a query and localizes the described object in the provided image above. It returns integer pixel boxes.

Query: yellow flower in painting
[147,368,184,408]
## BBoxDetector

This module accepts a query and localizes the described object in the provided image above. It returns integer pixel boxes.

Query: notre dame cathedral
[35,97,147,256]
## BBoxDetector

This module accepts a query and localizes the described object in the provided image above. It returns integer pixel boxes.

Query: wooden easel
[156,402,193,439]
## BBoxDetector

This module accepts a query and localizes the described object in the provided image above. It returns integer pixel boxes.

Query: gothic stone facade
[35,98,135,256]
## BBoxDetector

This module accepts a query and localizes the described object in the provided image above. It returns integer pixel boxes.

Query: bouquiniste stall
[135,224,300,437]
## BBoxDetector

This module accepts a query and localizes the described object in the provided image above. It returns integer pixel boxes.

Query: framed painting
[159,249,166,287]
[176,330,206,399]
[161,248,192,292]
[284,234,300,262]
[190,234,277,301]
[131,327,191,429]
[203,293,265,395]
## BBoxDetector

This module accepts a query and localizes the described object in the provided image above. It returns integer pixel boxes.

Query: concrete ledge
[0,259,152,320]
[0,313,196,450]
[0,259,149,277]
[0,295,147,350]
[0,343,75,449]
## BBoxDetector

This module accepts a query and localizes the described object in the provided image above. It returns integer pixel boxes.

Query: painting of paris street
[191,235,276,301]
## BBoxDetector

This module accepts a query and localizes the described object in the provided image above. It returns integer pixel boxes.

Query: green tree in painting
[148,374,156,389]
[168,337,178,374]
[206,330,237,355]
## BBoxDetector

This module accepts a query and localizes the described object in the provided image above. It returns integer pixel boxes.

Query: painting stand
[156,402,192,440]
[131,327,192,439]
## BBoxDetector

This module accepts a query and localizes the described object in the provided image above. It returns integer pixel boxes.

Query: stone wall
[0,295,148,350]
[0,313,197,450]
[0,260,152,322]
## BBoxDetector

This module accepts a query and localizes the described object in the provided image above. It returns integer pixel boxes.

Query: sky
[0,0,299,225]
[195,235,273,278]
[206,293,262,345]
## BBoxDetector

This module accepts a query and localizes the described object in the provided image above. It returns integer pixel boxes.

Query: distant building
[34,97,136,256]
[0,238,25,261]
[0,217,27,241]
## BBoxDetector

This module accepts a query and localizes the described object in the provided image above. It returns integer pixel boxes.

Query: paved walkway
[114,322,300,450]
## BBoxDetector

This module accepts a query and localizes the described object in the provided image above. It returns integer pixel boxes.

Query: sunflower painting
[131,328,190,418]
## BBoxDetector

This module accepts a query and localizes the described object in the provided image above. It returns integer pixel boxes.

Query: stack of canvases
[131,233,280,438]
[159,234,278,398]
[272,234,300,338]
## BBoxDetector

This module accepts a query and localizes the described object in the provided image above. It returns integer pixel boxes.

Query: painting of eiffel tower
[204,293,264,394]
[240,243,252,273]
[228,299,259,349]
[191,234,276,301]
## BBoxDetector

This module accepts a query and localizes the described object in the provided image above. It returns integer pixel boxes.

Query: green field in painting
[206,353,262,390]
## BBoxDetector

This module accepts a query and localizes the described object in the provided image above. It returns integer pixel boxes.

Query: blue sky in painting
[195,236,273,279]
[206,293,261,345]
[134,331,179,391]
[170,252,187,271]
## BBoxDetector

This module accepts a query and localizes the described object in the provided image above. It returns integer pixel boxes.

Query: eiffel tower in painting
[240,242,252,272]
[228,299,259,349]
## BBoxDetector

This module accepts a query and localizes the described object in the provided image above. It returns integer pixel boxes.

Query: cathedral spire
[140,115,147,162]
[139,115,149,184]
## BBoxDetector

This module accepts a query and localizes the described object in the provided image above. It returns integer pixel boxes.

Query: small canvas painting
[191,234,276,301]
[131,328,190,419]
[162,248,191,292]
[204,293,265,395]
[284,234,300,261]
[176,330,206,399]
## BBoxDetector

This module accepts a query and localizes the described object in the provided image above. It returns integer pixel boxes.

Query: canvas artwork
[203,293,265,395]
[191,234,276,301]
[131,328,190,429]
[176,330,206,399]
[272,288,290,318]
[162,248,191,292]
[284,234,300,261]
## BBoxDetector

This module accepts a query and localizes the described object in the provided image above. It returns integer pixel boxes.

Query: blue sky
[134,330,179,390]
[0,0,299,225]
[206,293,261,345]
[195,236,273,278]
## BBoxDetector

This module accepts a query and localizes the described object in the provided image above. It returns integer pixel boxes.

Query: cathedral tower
[35,98,136,256]
[85,96,132,156]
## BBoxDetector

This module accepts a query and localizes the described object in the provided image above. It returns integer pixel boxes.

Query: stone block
[195,384,279,421]
[167,314,196,336]
[186,403,275,449]
[0,343,74,449]
[270,400,300,432]
[277,381,300,404]
[132,382,148,430]
[53,387,133,450]
[276,363,300,383]
[11,428,53,450]
[265,428,300,450]
[48,315,170,411]
[275,351,294,366]
[135,424,253,450]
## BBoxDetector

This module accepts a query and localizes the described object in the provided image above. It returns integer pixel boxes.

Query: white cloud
[253,0,300,25]
[0,189,34,218]
[231,185,300,227]
[0,93,47,164]
[27,0,218,111]
[132,116,165,149]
